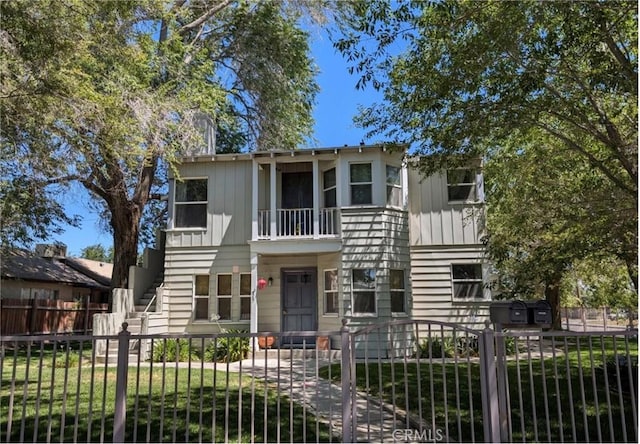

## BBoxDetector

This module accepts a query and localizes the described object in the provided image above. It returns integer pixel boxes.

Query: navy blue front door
[282,269,317,346]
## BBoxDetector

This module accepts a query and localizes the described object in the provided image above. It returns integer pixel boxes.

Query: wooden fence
[0,298,108,336]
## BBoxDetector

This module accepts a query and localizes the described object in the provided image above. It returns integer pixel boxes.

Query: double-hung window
[194,275,210,320]
[451,264,485,300]
[352,269,376,314]
[323,269,339,315]
[386,165,402,207]
[323,168,337,207]
[239,273,251,320]
[175,178,207,228]
[216,274,232,320]
[446,169,478,202]
[390,269,406,314]
[350,163,372,205]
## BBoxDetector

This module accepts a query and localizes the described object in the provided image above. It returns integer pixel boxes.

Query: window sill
[451,299,491,305]
[167,227,207,232]
[448,200,483,206]
[392,312,409,318]
[322,313,340,318]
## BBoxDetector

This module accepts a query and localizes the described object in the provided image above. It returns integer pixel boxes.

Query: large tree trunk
[545,273,563,330]
[110,201,142,290]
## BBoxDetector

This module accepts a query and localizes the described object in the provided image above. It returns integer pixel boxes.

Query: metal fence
[1,320,637,443]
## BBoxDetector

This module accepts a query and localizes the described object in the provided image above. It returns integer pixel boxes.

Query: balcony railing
[257,208,339,239]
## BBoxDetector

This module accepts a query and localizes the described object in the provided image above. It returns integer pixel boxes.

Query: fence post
[340,319,353,443]
[479,321,501,443]
[113,322,131,443]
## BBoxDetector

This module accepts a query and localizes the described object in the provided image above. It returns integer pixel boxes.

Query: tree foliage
[335,0,638,312]
[80,244,114,263]
[1,0,324,288]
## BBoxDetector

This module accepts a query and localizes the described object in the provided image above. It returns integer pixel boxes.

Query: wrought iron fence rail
[1,322,637,443]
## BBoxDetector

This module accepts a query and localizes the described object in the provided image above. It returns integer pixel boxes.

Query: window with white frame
[216,274,232,320]
[386,165,402,207]
[175,178,207,228]
[239,273,251,320]
[390,269,406,313]
[194,275,210,320]
[350,163,372,205]
[323,269,339,315]
[446,169,478,202]
[451,264,485,300]
[352,269,376,314]
[323,168,337,207]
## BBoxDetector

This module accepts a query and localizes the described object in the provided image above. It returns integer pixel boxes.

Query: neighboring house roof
[1,250,110,289]
[63,257,113,287]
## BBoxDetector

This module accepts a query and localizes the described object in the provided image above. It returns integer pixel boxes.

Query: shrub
[204,330,250,363]
[151,338,199,362]
[418,335,480,359]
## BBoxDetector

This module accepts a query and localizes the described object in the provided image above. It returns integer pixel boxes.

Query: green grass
[320,335,638,443]
[0,345,332,443]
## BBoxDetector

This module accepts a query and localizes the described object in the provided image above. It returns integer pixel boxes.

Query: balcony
[257,208,339,239]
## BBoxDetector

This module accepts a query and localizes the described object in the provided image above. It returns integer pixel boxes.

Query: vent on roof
[35,243,67,258]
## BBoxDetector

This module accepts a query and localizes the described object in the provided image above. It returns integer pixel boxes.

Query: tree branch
[178,0,234,35]
[535,121,637,197]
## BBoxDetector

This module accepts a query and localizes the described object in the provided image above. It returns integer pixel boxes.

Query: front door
[282,269,317,346]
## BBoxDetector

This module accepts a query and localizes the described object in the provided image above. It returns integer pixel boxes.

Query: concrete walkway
[227,356,407,442]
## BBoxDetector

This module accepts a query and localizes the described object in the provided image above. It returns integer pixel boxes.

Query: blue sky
[53,30,381,257]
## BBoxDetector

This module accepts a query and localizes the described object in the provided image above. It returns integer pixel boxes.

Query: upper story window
[451,264,485,300]
[352,268,376,315]
[175,178,207,228]
[386,165,402,207]
[350,163,372,205]
[323,168,337,207]
[447,169,479,203]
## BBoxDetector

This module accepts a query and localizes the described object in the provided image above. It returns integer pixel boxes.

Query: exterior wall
[0,279,88,301]
[163,245,250,334]
[410,245,490,329]
[408,169,485,246]
[166,160,252,248]
[340,207,412,329]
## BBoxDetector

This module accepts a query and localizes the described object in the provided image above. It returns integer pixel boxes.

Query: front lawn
[0,344,332,443]
[319,335,638,443]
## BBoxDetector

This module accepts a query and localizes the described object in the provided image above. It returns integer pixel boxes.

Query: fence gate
[343,320,487,443]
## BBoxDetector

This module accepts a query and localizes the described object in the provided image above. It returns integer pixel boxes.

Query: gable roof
[1,250,110,289]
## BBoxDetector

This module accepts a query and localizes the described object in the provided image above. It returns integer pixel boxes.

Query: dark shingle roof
[1,250,108,289]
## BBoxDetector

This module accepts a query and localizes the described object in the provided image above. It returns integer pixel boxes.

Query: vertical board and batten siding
[407,169,484,246]
[410,246,489,329]
[166,160,252,249]
[340,208,411,326]
[163,245,250,333]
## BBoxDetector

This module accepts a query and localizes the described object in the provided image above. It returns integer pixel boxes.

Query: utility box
[490,300,553,327]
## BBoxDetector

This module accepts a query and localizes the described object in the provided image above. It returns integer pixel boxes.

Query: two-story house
[157,144,489,346]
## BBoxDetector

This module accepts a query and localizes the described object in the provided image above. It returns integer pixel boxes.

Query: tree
[335,1,637,316]
[1,0,325,289]
[485,129,637,326]
[80,244,114,263]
